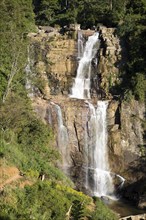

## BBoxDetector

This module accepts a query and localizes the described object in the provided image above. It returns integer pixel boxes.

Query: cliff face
[28,29,77,97]
[28,26,145,199]
[98,26,123,98]
[107,100,144,180]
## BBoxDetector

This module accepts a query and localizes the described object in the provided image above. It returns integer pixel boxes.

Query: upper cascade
[70,32,99,99]
[77,30,84,59]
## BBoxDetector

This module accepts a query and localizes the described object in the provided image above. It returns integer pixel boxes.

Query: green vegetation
[33,0,127,28]
[92,198,118,220]
[116,0,146,101]
[0,182,118,220]
[0,0,35,101]
[0,95,60,175]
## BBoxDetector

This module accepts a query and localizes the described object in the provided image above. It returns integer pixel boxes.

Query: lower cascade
[85,101,115,198]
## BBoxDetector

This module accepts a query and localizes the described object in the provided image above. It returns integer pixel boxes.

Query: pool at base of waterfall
[108,198,146,218]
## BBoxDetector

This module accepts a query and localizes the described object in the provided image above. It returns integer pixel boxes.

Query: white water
[116,174,125,189]
[85,101,115,197]
[70,32,99,99]
[51,102,69,172]
[25,47,35,98]
[77,31,84,59]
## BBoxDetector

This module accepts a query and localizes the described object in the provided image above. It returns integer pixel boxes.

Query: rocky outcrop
[107,99,145,207]
[120,214,146,220]
[28,29,77,97]
[46,38,77,95]
[98,26,124,97]
[107,100,145,181]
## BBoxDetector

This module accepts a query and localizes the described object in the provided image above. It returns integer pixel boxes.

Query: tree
[115,0,146,101]
[0,0,35,102]
[34,0,60,25]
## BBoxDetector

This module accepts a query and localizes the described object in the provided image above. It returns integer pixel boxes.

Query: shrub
[92,198,118,220]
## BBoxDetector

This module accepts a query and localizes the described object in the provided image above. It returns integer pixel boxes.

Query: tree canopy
[117,0,146,101]
[33,0,128,27]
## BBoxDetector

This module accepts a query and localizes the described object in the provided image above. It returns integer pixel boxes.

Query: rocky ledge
[120,213,146,220]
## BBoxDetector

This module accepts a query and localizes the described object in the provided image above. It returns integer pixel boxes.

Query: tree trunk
[109,0,112,10]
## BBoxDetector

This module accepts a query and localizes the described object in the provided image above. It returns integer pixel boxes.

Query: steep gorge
[27,26,145,207]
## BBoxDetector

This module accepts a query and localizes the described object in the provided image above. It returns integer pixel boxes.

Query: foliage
[0,181,94,220]
[132,73,146,102]
[116,0,146,101]
[0,94,62,175]
[34,0,61,25]
[0,0,35,101]
[92,198,118,220]
[1,183,118,220]
[33,0,127,28]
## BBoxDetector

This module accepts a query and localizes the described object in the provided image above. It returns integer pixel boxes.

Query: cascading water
[115,174,125,189]
[51,102,69,173]
[77,31,84,59]
[25,47,34,98]
[85,101,115,197]
[70,32,99,99]
[69,32,117,197]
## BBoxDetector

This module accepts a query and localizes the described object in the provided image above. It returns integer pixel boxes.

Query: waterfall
[51,102,69,172]
[116,174,125,189]
[85,101,115,197]
[48,31,124,198]
[69,32,117,197]
[77,31,84,59]
[70,32,99,99]
[25,46,34,98]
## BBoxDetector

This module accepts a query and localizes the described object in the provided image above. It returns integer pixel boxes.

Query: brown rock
[98,26,123,96]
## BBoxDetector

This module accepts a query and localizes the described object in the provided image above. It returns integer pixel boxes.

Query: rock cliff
[107,100,144,180]
[27,26,145,203]
[98,26,123,98]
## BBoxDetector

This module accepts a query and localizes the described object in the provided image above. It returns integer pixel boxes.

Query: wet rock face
[121,178,146,210]
[138,196,146,210]
[44,97,94,192]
